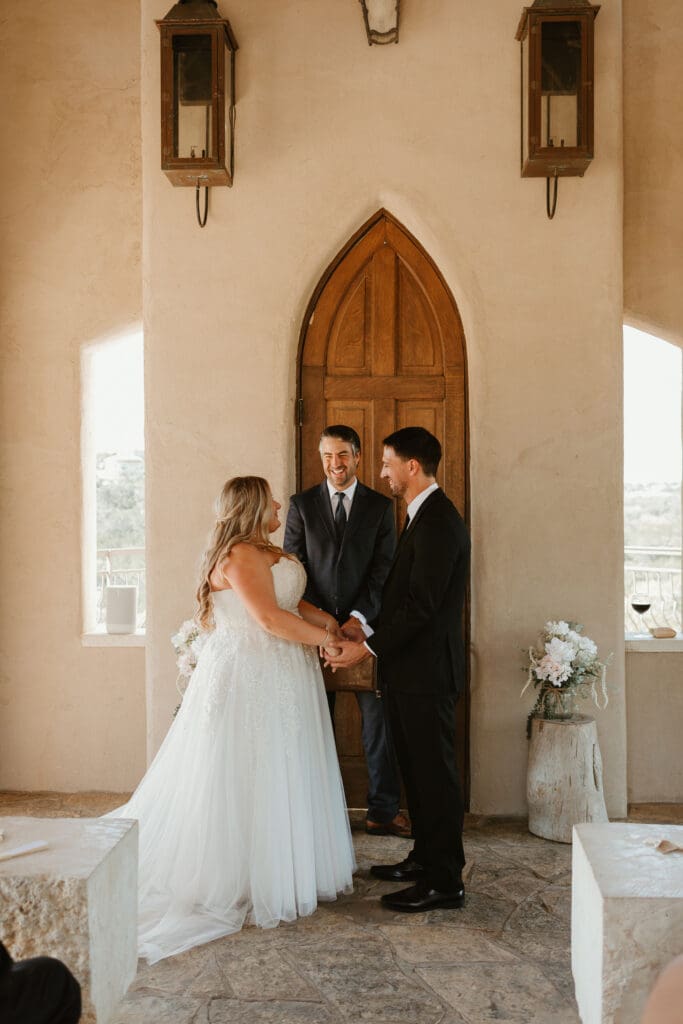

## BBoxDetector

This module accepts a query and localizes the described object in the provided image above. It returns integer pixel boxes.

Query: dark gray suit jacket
[283,480,396,622]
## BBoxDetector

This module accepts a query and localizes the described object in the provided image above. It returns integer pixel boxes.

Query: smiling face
[379,446,412,498]
[319,436,361,491]
[267,495,282,533]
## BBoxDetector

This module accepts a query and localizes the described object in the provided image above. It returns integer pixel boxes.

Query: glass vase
[542,686,576,720]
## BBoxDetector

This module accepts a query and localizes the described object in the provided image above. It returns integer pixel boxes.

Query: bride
[109,476,356,964]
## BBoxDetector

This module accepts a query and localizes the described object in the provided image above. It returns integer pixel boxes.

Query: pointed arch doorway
[295,209,470,808]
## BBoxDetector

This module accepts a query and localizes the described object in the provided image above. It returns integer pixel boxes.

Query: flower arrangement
[521,620,610,735]
[171,619,208,714]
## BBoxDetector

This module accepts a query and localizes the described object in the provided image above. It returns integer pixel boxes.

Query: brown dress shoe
[365,812,413,838]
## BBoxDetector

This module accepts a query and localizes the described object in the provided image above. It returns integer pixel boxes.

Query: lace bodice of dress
[211,556,306,629]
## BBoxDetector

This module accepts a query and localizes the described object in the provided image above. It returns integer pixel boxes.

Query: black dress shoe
[380,880,465,912]
[370,857,425,882]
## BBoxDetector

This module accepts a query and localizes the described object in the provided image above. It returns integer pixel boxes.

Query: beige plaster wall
[0,0,145,790]
[626,653,683,802]
[623,0,683,345]
[142,0,627,815]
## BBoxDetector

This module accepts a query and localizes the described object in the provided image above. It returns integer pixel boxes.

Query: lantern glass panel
[365,0,398,35]
[173,34,214,160]
[521,29,529,168]
[540,20,581,149]
[224,44,234,172]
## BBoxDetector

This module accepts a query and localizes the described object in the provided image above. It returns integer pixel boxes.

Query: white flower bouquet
[522,620,610,733]
[171,619,208,714]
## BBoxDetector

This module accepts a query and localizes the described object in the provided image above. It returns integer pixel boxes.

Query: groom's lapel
[405,488,440,535]
[387,489,441,574]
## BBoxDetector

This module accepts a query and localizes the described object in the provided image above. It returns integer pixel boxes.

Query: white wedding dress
[108,557,355,964]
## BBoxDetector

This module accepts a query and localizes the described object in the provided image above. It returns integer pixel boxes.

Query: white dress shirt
[326,477,358,516]
[405,481,439,525]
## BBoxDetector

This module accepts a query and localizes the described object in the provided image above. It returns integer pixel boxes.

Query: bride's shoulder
[224,541,266,565]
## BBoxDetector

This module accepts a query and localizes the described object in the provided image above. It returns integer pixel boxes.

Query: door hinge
[296,397,304,426]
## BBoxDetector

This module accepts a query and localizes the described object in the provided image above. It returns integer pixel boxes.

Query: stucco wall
[0,0,145,790]
[626,653,683,802]
[623,0,683,345]
[142,0,627,815]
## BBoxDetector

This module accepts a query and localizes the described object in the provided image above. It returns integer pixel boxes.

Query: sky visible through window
[91,329,144,453]
[624,325,681,485]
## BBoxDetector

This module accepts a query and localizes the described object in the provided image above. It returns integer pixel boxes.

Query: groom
[326,426,470,912]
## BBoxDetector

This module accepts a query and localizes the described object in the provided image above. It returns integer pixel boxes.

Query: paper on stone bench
[656,839,683,854]
[0,840,49,862]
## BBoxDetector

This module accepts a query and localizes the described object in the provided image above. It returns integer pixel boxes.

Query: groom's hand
[340,617,365,643]
[324,639,370,671]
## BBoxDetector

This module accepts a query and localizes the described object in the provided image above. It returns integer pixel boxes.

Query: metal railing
[96,547,146,627]
[625,545,681,633]
[95,545,680,635]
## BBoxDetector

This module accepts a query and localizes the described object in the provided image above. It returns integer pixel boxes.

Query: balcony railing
[96,547,146,627]
[625,545,681,634]
[96,545,680,635]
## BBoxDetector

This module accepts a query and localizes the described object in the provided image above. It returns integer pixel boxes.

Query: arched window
[624,326,682,637]
[82,328,145,638]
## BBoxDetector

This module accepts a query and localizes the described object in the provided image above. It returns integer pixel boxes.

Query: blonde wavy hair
[195,476,292,629]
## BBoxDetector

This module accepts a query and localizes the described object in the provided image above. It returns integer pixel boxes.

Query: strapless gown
[108,557,355,964]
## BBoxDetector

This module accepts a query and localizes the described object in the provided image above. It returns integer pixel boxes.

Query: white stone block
[572,822,683,1024]
[0,816,138,1024]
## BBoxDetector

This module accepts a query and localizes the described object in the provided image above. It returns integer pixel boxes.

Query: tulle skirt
[108,628,355,964]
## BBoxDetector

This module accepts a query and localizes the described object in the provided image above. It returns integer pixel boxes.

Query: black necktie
[400,513,411,538]
[334,491,347,542]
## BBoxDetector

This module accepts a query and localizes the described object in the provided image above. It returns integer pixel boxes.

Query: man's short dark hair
[320,424,361,455]
[382,426,441,477]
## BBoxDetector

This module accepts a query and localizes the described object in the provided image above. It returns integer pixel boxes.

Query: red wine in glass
[631,593,651,625]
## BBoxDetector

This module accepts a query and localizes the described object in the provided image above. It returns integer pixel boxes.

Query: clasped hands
[320,617,370,672]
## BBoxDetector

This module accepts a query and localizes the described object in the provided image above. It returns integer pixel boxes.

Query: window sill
[82,629,146,648]
[625,633,683,653]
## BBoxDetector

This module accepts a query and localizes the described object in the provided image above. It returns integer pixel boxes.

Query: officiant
[284,424,410,838]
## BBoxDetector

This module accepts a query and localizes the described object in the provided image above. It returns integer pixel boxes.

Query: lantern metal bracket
[196,179,209,227]
[546,174,559,219]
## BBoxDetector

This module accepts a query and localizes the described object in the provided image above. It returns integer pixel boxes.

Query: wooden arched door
[296,209,469,807]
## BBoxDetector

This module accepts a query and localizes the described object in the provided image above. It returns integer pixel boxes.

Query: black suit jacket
[368,488,470,696]
[283,481,396,622]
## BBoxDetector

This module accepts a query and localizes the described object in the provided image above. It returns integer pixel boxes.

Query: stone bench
[572,822,683,1024]
[0,816,138,1024]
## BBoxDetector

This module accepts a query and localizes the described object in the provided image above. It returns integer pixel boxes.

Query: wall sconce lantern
[359,0,400,45]
[157,0,238,227]
[516,0,599,218]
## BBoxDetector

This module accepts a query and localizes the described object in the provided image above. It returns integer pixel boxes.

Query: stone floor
[1,793,681,1024]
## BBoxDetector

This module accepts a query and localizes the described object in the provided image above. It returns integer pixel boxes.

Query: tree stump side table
[527,715,608,843]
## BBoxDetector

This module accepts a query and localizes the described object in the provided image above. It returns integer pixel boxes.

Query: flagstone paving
[1,793,679,1024]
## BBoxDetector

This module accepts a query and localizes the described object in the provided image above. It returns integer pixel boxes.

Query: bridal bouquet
[521,620,610,733]
[171,619,208,713]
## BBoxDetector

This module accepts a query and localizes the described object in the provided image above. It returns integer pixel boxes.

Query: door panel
[297,210,469,807]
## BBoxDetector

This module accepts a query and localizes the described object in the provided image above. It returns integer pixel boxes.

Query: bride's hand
[318,620,342,660]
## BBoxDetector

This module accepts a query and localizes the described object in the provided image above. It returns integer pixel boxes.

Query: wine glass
[630,592,651,633]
